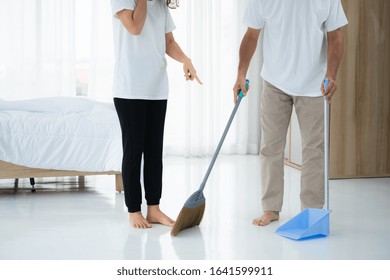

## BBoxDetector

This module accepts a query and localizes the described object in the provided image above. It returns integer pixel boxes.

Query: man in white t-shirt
[233,0,348,225]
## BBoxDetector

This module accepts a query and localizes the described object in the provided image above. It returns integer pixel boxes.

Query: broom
[171,80,250,236]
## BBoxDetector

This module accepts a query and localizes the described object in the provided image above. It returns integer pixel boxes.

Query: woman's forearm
[165,32,202,84]
[165,32,189,63]
[117,0,147,35]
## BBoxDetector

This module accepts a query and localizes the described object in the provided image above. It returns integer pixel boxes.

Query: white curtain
[0,0,113,101]
[165,0,263,156]
[87,0,115,101]
[0,0,263,155]
[0,0,76,100]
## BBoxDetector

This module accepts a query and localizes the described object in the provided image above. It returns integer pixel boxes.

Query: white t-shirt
[243,0,348,97]
[111,0,176,100]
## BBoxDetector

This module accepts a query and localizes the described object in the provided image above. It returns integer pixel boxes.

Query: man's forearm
[326,28,344,80]
[237,31,259,79]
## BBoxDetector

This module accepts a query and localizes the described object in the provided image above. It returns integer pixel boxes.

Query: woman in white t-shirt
[111,0,202,229]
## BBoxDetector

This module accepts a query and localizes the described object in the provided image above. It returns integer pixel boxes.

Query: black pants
[114,98,167,213]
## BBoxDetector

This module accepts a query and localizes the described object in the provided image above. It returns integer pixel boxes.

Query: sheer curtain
[87,0,114,101]
[0,0,76,100]
[0,0,112,101]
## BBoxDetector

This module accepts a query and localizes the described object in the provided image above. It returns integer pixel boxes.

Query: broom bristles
[171,203,206,236]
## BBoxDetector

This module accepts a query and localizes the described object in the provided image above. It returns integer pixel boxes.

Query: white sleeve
[165,9,176,33]
[325,0,348,32]
[111,0,136,19]
[242,0,264,30]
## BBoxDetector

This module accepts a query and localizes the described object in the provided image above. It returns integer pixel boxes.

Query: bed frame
[0,160,123,192]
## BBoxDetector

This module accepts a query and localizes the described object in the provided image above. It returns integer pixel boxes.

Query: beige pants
[260,81,324,212]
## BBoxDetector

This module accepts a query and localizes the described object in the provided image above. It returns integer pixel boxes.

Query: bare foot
[253,211,279,226]
[129,212,152,229]
[146,205,175,227]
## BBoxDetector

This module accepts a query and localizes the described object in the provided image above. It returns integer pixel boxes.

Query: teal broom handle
[199,80,250,192]
[324,79,330,211]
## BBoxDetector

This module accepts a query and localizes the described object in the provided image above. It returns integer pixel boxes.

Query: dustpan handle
[199,80,250,192]
[324,79,330,211]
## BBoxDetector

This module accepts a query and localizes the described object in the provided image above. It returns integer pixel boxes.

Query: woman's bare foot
[253,211,279,226]
[129,212,152,229]
[146,205,175,227]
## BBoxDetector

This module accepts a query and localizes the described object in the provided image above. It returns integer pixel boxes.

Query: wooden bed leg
[115,174,123,193]
[78,176,85,188]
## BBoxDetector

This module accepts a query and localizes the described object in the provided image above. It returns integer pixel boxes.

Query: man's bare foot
[146,205,175,227]
[253,211,279,226]
[129,212,152,229]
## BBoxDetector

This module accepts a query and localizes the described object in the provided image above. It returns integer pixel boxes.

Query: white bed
[0,97,123,191]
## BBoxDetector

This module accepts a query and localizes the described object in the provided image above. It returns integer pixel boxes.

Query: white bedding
[0,97,122,172]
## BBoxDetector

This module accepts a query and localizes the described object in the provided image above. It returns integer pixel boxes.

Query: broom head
[171,190,206,236]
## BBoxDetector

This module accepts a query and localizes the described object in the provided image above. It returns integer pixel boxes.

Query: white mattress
[0,97,122,172]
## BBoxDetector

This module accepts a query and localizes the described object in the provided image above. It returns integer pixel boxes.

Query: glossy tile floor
[0,155,389,260]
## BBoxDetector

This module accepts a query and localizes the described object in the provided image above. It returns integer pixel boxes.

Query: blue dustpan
[276,79,331,241]
[276,208,330,240]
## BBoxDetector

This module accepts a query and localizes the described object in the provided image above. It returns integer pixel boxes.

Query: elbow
[118,10,144,36]
[127,27,142,36]
[166,39,175,48]
[130,30,142,36]
[123,20,144,35]
[165,40,175,54]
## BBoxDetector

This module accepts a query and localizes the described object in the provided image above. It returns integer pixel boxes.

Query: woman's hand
[183,58,202,84]
[165,32,202,84]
